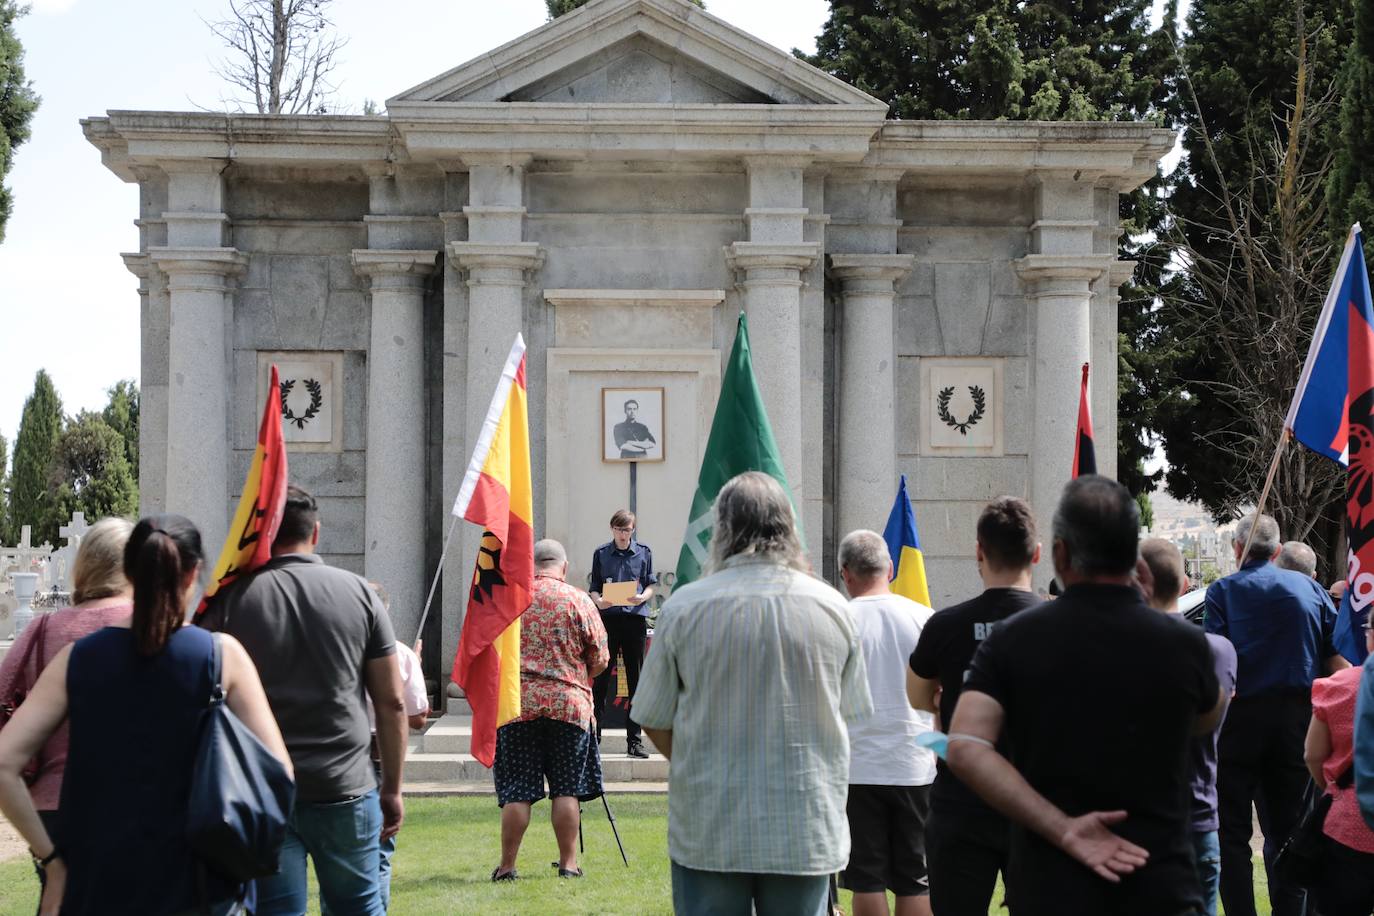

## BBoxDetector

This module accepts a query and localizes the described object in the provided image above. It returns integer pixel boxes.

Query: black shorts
[493,717,603,807]
[840,784,931,896]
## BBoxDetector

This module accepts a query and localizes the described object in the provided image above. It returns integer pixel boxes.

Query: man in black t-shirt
[947,476,1224,916]
[908,496,1041,916]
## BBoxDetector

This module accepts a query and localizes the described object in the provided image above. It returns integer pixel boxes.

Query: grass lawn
[0,795,1274,915]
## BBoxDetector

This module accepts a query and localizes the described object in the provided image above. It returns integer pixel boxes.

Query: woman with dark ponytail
[0,515,292,915]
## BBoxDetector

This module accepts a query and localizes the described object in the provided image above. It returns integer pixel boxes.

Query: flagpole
[413,513,461,650]
[1241,430,1290,561]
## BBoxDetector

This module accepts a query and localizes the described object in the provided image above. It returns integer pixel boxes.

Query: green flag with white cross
[673,311,798,590]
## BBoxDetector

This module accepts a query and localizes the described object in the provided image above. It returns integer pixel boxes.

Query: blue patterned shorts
[493,717,603,806]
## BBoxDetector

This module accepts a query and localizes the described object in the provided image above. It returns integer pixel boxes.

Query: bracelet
[30,846,60,867]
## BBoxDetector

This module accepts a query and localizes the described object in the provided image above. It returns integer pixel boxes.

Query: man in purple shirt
[1141,538,1237,916]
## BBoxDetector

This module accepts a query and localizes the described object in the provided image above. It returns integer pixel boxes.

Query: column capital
[121,252,152,287]
[352,249,439,290]
[448,241,544,288]
[725,242,819,287]
[828,253,916,293]
[149,247,247,291]
[1014,254,1115,297]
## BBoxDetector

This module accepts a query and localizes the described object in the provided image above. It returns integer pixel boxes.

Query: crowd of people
[0,471,1372,916]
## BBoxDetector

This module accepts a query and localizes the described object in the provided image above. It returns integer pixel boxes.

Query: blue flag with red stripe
[1285,224,1374,663]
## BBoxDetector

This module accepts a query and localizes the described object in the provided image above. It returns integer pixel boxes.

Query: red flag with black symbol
[194,365,289,622]
[1073,362,1097,478]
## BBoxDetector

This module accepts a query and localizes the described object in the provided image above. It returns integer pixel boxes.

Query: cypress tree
[0,0,40,244]
[9,370,63,545]
[1328,0,1374,257]
[102,379,139,484]
[0,432,10,545]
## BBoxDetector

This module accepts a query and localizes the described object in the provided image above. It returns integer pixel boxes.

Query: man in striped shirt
[633,472,873,916]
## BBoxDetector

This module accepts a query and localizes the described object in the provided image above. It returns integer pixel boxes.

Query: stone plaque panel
[919,358,1005,457]
[257,351,345,452]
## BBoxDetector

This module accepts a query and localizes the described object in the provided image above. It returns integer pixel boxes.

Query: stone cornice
[389,104,885,163]
[725,242,819,273]
[352,249,439,288]
[149,247,247,290]
[1014,254,1117,297]
[448,242,545,283]
[149,246,247,274]
[544,288,725,308]
[870,122,1176,192]
[828,253,916,291]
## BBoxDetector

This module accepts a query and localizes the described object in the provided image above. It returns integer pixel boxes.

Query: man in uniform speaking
[614,399,657,459]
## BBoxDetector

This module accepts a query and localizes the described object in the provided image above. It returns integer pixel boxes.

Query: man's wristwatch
[31,846,61,868]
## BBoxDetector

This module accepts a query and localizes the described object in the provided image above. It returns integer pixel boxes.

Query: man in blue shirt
[589,508,656,759]
[1205,512,1349,916]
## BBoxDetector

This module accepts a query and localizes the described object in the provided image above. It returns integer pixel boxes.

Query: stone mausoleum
[83,0,1172,677]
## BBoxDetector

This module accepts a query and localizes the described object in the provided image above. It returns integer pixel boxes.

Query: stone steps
[403,714,668,792]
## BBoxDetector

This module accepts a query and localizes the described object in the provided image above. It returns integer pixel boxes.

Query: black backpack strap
[208,633,225,706]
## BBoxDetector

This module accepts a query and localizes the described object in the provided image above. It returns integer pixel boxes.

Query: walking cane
[602,791,629,867]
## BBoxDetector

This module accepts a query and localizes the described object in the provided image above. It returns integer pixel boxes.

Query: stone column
[830,254,915,538]
[122,253,169,517]
[353,249,438,643]
[1015,254,1112,571]
[727,159,817,509]
[149,248,246,556]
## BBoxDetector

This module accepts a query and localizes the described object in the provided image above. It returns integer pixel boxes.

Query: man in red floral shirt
[491,538,610,882]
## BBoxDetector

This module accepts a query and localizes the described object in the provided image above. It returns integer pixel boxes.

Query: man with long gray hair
[1205,513,1347,916]
[633,472,872,916]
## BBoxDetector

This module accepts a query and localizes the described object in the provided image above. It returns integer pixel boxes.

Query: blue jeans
[670,862,830,916]
[1192,830,1221,916]
[257,790,384,916]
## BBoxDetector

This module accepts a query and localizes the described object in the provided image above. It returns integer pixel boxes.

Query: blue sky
[0,0,834,446]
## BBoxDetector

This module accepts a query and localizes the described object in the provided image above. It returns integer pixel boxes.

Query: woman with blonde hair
[0,514,291,915]
[0,517,135,843]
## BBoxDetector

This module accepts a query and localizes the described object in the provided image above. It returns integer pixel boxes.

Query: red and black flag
[1073,362,1097,478]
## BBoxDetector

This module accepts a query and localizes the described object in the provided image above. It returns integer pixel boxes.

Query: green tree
[803,0,1172,121]
[1151,0,1349,560]
[9,369,63,545]
[0,0,39,244]
[102,379,139,484]
[0,432,10,545]
[1328,0,1374,256]
[49,411,137,526]
[547,0,701,17]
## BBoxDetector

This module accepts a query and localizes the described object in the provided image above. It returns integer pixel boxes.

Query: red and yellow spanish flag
[194,364,289,622]
[451,335,534,768]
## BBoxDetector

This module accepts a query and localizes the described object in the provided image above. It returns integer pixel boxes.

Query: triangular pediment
[388,0,884,108]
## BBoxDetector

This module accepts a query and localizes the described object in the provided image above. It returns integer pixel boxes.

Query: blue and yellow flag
[883,475,931,606]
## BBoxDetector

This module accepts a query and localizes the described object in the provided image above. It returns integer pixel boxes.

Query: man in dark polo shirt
[947,475,1224,916]
[201,485,407,916]
[589,508,656,759]
[908,495,1041,915]
[1205,512,1349,916]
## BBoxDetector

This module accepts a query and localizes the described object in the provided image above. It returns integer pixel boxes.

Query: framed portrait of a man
[602,388,665,462]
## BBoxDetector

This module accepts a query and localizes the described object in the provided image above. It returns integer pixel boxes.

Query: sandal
[490,867,518,882]
[550,862,584,878]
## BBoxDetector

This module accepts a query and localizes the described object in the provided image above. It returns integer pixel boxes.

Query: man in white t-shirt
[839,529,936,916]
